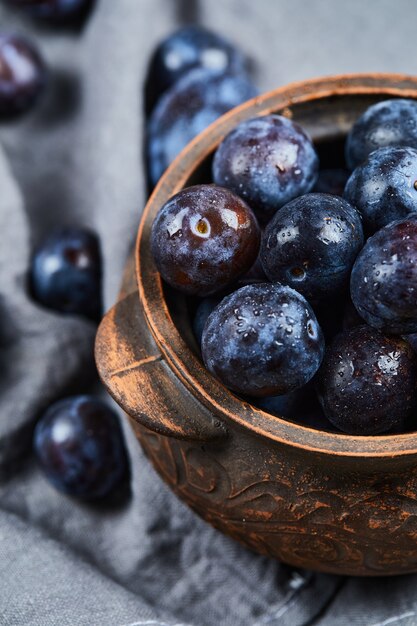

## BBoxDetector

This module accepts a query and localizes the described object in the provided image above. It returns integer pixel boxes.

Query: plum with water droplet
[201,282,324,397]
[151,184,260,296]
[344,146,417,235]
[260,193,363,303]
[316,325,417,434]
[350,216,417,334]
[346,98,417,169]
[212,114,319,223]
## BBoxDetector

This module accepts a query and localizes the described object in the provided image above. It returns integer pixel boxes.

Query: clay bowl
[96,74,417,576]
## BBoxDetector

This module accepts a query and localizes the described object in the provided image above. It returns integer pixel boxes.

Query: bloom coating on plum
[201,282,324,397]
[151,185,260,296]
[212,114,319,223]
[344,146,417,235]
[316,325,417,435]
[350,216,417,334]
[260,193,364,303]
[147,68,257,188]
[346,98,417,169]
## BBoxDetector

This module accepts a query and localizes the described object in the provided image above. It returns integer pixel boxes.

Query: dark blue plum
[260,193,363,303]
[313,169,350,196]
[346,98,417,169]
[255,387,312,419]
[316,326,417,435]
[145,25,250,116]
[254,382,337,431]
[147,68,257,188]
[193,295,222,346]
[4,0,94,21]
[0,34,46,117]
[350,216,417,334]
[212,114,319,223]
[151,185,260,296]
[30,227,102,321]
[34,396,128,499]
[201,283,324,397]
[344,146,417,235]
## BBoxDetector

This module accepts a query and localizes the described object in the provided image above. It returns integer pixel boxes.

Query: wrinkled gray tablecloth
[2,1,417,624]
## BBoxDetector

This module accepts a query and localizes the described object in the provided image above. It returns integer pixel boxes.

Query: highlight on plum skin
[316,325,417,435]
[144,25,250,117]
[212,114,319,223]
[346,98,417,170]
[350,216,417,335]
[344,146,417,236]
[151,184,261,297]
[149,95,417,437]
[201,282,325,398]
[260,193,364,304]
[30,227,102,322]
[147,69,257,188]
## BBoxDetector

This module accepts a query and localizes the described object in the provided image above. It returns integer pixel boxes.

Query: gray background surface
[1,1,417,624]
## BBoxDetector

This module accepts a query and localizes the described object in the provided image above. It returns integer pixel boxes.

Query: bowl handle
[95,292,227,442]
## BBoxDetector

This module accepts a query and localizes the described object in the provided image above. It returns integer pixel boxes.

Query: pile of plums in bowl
[151,98,417,437]
[97,77,417,575]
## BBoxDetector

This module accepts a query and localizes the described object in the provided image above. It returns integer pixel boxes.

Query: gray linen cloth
[1,0,417,624]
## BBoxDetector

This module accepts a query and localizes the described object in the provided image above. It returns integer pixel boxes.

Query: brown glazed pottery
[96,74,417,576]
